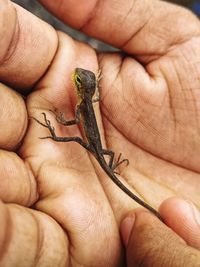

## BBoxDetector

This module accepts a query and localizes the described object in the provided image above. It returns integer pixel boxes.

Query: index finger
[0,1,57,90]
[39,0,200,59]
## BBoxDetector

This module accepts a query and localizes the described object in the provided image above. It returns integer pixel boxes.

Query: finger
[0,83,27,150]
[39,0,200,58]
[0,150,37,206]
[120,210,200,267]
[160,197,200,250]
[0,77,37,206]
[0,201,68,267]
[0,1,57,90]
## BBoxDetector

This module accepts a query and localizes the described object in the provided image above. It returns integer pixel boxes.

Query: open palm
[1,1,200,266]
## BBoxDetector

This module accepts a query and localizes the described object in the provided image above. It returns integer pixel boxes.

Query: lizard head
[73,68,96,100]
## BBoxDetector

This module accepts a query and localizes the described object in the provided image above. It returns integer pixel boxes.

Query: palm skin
[0,0,200,266]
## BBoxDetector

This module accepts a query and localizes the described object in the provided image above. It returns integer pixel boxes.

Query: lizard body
[33,68,161,220]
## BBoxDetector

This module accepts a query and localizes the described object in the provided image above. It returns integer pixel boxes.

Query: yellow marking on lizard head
[73,68,96,100]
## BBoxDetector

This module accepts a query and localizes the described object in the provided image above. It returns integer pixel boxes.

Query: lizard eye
[75,75,82,86]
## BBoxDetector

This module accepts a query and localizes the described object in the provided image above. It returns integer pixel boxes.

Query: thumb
[120,210,200,267]
[160,197,200,250]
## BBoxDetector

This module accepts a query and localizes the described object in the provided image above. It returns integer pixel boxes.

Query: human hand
[121,198,200,266]
[1,0,200,266]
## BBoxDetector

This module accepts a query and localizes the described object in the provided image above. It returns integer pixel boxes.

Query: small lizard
[33,68,161,220]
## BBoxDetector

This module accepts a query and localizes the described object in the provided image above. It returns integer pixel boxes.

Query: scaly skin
[33,68,161,219]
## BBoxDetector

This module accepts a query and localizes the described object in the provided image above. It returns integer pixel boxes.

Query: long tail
[97,155,162,220]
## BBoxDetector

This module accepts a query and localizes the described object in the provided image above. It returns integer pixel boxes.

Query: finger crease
[0,6,20,65]
[79,0,101,31]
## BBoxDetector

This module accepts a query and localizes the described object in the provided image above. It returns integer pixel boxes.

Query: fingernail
[121,214,135,246]
[188,201,200,225]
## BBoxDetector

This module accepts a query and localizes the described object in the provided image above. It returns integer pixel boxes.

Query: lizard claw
[112,153,129,171]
